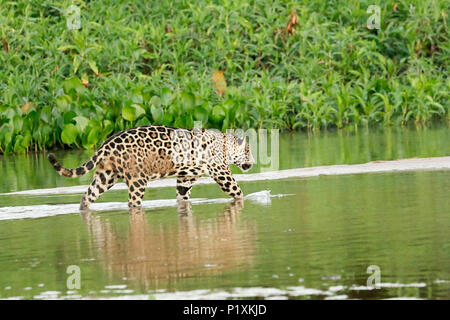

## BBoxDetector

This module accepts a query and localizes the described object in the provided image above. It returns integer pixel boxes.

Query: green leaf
[12,115,23,133]
[61,123,78,145]
[135,116,150,127]
[162,113,173,126]
[63,77,85,94]
[40,125,52,145]
[57,44,77,52]
[63,111,77,124]
[14,135,25,153]
[73,55,81,74]
[184,114,194,128]
[103,120,114,136]
[131,89,143,104]
[40,106,52,123]
[211,105,225,122]
[133,103,146,119]
[56,95,71,111]
[181,91,195,110]
[150,96,161,108]
[151,105,164,123]
[223,99,236,111]
[174,116,184,128]
[4,131,12,148]
[122,105,136,122]
[22,132,32,149]
[221,117,229,131]
[88,60,99,75]
[87,127,100,145]
[193,106,208,124]
[74,115,89,132]
[161,88,172,106]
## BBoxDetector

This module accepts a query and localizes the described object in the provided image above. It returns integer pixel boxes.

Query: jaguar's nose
[241,163,252,171]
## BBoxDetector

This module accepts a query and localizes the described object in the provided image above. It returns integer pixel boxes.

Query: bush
[0,0,448,153]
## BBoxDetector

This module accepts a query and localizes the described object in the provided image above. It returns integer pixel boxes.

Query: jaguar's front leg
[176,175,201,201]
[208,164,243,199]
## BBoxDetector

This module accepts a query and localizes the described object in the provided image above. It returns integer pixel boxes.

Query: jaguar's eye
[237,137,244,145]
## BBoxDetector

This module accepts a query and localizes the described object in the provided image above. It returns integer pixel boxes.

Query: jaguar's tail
[47,152,101,178]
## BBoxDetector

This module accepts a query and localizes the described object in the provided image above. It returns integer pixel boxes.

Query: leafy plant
[0,0,448,153]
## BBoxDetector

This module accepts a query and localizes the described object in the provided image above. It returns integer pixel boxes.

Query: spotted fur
[48,125,254,210]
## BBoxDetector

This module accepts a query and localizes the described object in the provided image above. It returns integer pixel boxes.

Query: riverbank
[1,1,448,154]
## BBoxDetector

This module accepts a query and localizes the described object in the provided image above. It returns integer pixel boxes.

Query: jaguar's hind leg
[80,170,118,210]
[125,176,148,208]
[176,175,201,201]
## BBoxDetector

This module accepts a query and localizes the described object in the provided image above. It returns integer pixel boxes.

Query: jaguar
[48,125,254,210]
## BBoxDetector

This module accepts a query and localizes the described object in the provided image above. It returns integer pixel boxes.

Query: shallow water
[0,126,449,299]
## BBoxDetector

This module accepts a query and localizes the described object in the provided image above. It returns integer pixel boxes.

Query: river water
[0,126,449,299]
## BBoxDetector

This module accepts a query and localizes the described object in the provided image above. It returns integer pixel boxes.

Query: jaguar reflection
[82,200,256,287]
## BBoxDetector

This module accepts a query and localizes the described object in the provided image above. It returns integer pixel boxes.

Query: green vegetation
[0,0,448,153]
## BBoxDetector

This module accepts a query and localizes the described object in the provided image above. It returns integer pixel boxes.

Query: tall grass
[0,0,448,153]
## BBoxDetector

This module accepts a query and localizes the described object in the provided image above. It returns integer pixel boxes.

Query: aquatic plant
[0,0,448,153]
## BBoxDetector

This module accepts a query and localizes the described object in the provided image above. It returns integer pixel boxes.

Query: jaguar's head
[228,135,255,172]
